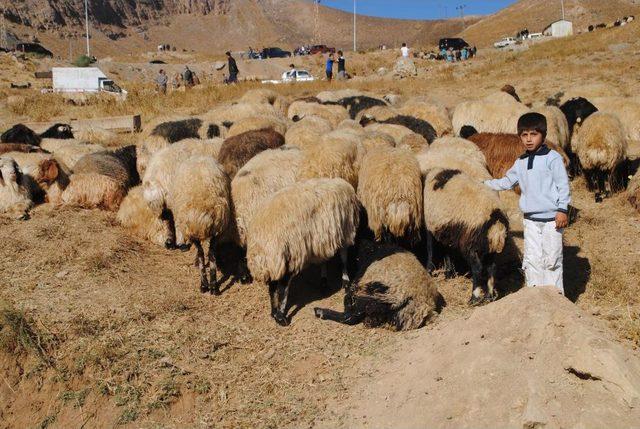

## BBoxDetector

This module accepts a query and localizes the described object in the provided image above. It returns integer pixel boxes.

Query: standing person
[287,63,297,79]
[155,69,168,94]
[401,42,410,58]
[336,50,347,80]
[226,51,239,84]
[483,113,571,295]
[325,53,334,82]
[182,66,194,87]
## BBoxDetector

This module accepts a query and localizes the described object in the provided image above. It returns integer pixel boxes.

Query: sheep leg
[161,209,177,249]
[314,307,364,325]
[466,252,485,306]
[208,238,220,296]
[603,170,612,198]
[425,230,436,273]
[320,263,328,288]
[268,281,278,317]
[193,240,209,293]
[273,275,293,326]
[339,248,351,290]
[484,254,498,303]
[444,254,456,279]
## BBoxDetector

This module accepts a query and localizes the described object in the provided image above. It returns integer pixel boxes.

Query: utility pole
[313,0,320,44]
[561,0,565,20]
[456,4,467,29]
[84,0,90,56]
[1,11,7,50]
[353,0,357,52]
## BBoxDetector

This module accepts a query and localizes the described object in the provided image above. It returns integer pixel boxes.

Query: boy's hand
[555,212,568,229]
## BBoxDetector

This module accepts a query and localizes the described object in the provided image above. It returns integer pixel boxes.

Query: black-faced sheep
[357,147,423,245]
[360,115,437,143]
[1,123,74,146]
[0,156,32,220]
[333,95,388,119]
[573,112,628,202]
[218,128,285,179]
[559,97,598,138]
[246,178,360,326]
[314,240,440,330]
[423,168,509,304]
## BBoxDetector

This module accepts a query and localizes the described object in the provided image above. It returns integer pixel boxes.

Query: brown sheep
[218,129,285,179]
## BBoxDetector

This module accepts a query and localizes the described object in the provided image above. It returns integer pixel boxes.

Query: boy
[325,53,334,82]
[483,112,571,295]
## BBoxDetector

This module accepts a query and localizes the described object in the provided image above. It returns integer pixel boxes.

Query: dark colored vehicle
[309,44,335,54]
[262,47,292,58]
[438,38,469,51]
[15,43,53,57]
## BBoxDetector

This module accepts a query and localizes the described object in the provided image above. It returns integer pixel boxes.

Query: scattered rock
[376,67,388,77]
[393,58,417,78]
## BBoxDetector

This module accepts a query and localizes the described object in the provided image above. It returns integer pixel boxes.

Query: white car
[262,69,315,84]
[494,37,517,48]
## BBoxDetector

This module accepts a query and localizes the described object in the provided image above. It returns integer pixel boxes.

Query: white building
[543,20,574,37]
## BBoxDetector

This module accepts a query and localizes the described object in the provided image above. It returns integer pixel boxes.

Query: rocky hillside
[461,0,640,47]
[2,0,473,56]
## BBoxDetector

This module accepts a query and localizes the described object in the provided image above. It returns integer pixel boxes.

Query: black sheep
[361,115,437,143]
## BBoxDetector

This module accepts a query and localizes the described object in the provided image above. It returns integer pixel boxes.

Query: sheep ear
[40,159,59,184]
[0,170,4,186]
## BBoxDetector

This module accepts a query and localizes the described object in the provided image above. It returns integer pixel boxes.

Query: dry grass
[0,22,639,427]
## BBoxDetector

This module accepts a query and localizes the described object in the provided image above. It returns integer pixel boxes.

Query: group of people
[440,45,477,62]
[155,51,239,93]
[325,50,347,82]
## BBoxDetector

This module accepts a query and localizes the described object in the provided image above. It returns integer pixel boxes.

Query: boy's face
[520,129,544,152]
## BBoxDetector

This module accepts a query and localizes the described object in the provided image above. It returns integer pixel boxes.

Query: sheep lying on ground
[1,123,74,146]
[218,129,285,179]
[116,186,167,246]
[314,240,440,330]
[285,116,333,150]
[628,169,640,213]
[0,143,47,155]
[60,145,139,211]
[573,112,628,202]
[167,156,231,294]
[0,156,32,219]
[357,147,423,245]
[298,131,361,188]
[73,126,118,146]
[143,139,223,249]
[452,92,529,135]
[40,139,105,169]
[467,132,569,179]
[3,152,70,204]
[424,168,509,304]
[246,178,360,326]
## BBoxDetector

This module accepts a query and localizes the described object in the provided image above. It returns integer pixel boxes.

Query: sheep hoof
[314,307,325,319]
[18,213,30,221]
[200,280,209,293]
[164,239,177,250]
[483,293,498,303]
[178,243,191,252]
[273,312,290,326]
[341,279,351,290]
[595,194,603,203]
[468,295,484,306]
[210,284,221,296]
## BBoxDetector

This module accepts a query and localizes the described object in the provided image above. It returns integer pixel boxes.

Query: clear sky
[311,0,517,20]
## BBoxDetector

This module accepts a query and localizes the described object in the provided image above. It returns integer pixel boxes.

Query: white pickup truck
[494,37,518,48]
[262,69,315,84]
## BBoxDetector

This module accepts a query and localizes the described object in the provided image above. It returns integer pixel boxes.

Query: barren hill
[461,0,640,47]
[1,0,474,57]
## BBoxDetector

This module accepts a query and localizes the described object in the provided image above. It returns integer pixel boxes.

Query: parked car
[438,38,469,51]
[494,37,518,48]
[261,69,315,84]
[262,47,292,58]
[309,45,336,54]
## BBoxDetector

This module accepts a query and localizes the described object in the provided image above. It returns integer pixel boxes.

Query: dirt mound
[329,287,640,428]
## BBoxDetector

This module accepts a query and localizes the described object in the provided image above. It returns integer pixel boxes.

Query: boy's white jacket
[484,144,571,221]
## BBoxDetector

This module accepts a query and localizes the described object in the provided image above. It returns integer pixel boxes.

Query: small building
[543,20,574,38]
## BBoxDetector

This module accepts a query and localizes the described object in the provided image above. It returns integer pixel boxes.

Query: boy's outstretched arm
[483,163,519,191]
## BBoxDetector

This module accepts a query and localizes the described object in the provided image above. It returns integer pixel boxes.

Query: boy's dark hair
[517,112,547,138]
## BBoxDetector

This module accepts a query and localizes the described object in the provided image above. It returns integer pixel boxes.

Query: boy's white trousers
[523,219,564,294]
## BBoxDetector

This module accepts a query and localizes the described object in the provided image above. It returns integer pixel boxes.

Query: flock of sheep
[1,85,639,328]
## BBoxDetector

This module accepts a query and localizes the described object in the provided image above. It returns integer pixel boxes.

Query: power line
[456,4,467,29]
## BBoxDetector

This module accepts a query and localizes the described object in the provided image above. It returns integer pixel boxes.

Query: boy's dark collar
[519,143,550,159]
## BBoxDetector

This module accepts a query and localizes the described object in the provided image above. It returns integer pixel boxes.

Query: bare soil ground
[1,20,640,429]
